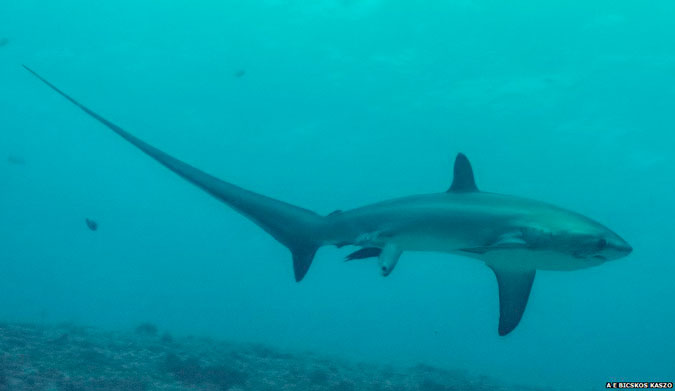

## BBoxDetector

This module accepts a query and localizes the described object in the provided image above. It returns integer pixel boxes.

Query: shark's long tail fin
[23,65,324,282]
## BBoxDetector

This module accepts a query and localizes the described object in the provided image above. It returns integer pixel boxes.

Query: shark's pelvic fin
[448,153,478,193]
[23,65,325,282]
[379,243,402,276]
[489,266,536,336]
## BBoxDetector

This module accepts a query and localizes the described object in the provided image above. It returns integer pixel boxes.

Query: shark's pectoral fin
[461,232,527,254]
[378,243,402,276]
[488,266,536,336]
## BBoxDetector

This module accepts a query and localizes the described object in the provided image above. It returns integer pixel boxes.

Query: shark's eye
[598,239,607,249]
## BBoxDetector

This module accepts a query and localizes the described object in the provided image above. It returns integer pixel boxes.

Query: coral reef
[0,323,553,391]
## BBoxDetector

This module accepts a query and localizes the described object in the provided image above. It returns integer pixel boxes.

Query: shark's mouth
[573,252,607,261]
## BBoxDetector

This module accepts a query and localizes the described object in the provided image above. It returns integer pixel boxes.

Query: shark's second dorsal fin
[448,153,478,192]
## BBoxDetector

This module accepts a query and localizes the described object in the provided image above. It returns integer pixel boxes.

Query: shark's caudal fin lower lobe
[24,65,324,282]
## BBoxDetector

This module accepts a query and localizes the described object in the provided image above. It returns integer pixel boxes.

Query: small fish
[234,69,246,78]
[85,218,98,231]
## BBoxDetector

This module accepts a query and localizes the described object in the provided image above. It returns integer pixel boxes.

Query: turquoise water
[1,0,674,388]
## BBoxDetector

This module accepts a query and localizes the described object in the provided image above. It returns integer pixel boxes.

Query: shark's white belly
[474,249,603,271]
[374,233,601,272]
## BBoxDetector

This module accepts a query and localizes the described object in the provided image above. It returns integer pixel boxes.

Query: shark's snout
[606,236,633,260]
[619,242,633,255]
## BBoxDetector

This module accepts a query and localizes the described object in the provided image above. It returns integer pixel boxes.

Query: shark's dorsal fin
[488,266,536,336]
[448,153,478,192]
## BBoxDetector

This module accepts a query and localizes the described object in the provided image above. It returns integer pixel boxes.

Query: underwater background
[1,0,674,389]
